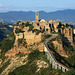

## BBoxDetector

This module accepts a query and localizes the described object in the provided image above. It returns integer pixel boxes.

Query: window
[46,29,48,31]
[37,23,39,26]
[40,27,42,29]
[58,29,61,33]
[69,29,71,36]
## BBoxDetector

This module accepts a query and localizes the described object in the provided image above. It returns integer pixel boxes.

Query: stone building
[60,26,73,45]
[5,13,74,58]
[24,31,42,45]
[13,13,74,46]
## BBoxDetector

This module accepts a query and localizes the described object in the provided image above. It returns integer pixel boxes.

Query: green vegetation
[0,22,14,42]
[16,21,46,35]
[52,32,60,34]
[16,52,25,57]
[28,25,34,31]
[15,28,24,33]
[62,41,75,68]
[23,40,27,46]
[0,20,74,75]
[41,34,52,42]
[28,26,34,32]
[0,33,15,54]
[65,54,75,68]
[9,60,37,75]
[32,29,41,35]
[38,68,62,75]
[28,49,41,61]
[61,68,75,75]
[8,49,75,75]
[18,38,23,46]
[36,30,41,35]
[58,22,63,28]
[16,21,21,26]
[48,41,70,68]
[48,36,75,69]
[0,32,15,60]
[24,21,30,27]
[0,32,6,42]
[21,21,34,30]
[66,23,73,28]
[16,21,33,32]
[59,22,62,26]
[0,59,10,74]
[58,22,73,28]
[19,21,33,28]
[18,38,27,47]
[8,50,64,75]
[63,41,74,54]
[66,23,70,28]
[45,34,51,39]
[16,21,43,35]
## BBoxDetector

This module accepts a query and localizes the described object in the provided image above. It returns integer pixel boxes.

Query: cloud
[0,8,8,11]
[0,4,4,7]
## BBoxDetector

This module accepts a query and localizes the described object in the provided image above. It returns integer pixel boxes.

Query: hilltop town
[0,13,75,75]
[5,13,74,57]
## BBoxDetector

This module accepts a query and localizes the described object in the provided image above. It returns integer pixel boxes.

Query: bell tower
[35,13,39,22]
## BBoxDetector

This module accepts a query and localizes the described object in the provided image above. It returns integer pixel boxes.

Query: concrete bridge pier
[62,67,66,72]
[52,61,55,69]
[58,65,62,69]
[49,57,52,64]
[47,53,50,60]
[55,63,58,69]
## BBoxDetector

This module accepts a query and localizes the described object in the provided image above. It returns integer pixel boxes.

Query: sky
[0,0,75,12]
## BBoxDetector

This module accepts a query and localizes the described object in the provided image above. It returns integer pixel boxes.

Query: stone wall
[24,31,42,45]
[16,33,23,41]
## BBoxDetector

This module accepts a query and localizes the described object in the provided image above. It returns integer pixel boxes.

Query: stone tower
[35,13,39,22]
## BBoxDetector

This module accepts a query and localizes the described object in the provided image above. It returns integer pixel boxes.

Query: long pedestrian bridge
[44,34,69,72]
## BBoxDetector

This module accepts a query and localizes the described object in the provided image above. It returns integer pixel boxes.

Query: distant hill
[0,22,14,41]
[0,30,6,41]
[0,9,75,25]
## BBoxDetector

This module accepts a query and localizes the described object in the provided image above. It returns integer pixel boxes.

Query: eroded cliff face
[52,39,68,58]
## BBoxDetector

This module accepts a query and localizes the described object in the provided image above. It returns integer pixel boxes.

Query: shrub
[15,28,23,33]
[25,21,30,27]
[45,34,51,39]
[28,25,34,31]
[28,49,41,61]
[0,33,15,54]
[16,21,21,26]
[18,38,23,46]
[36,30,41,35]
[0,60,10,74]
[8,61,37,75]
